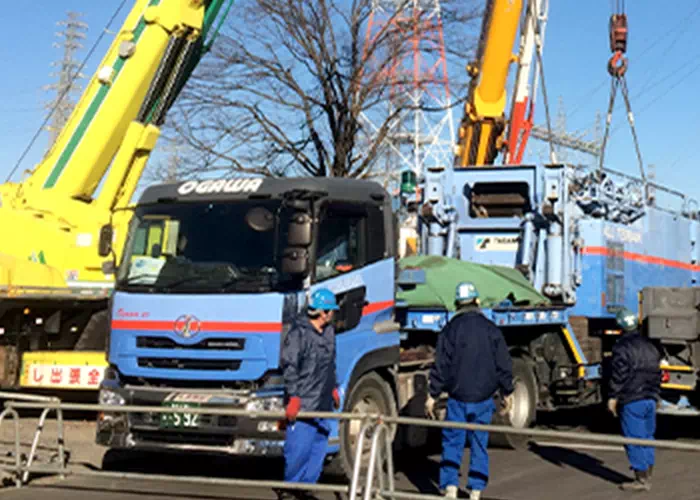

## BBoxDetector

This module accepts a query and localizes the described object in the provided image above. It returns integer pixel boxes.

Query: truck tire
[490,357,537,449]
[331,371,397,480]
[74,310,109,351]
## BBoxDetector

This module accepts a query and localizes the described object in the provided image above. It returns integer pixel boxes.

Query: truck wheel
[490,357,537,449]
[333,371,397,480]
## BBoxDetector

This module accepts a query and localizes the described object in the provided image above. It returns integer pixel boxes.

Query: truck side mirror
[287,212,312,247]
[101,260,116,275]
[98,224,114,257]
[281,247,309,276]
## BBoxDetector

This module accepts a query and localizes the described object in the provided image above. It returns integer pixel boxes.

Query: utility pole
[44,11,88,149]
[360,0,455,193]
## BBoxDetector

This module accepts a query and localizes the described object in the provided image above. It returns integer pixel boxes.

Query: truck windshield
[116,200,288,293]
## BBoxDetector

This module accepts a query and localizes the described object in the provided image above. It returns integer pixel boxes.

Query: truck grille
[121,375,254,390]
[133,429,234,447]
[137,358,242,371]
[130,413,237,428]
[136,337,246,351]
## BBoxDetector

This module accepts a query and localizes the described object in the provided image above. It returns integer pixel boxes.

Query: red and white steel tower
[360,0,455,190]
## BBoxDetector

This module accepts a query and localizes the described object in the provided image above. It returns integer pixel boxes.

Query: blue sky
[1,1,699,206]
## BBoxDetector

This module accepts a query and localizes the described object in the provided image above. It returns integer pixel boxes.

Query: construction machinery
[93,0,700,480]
[0,0,233,392]
[92,0,596,476]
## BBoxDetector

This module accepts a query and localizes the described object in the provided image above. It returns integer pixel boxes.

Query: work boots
[620,469,651,492]
[444,485,458,498]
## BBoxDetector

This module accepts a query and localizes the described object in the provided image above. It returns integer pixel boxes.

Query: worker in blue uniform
[425,282,514,500]
[278,288,341,498]
[608,308,661,492]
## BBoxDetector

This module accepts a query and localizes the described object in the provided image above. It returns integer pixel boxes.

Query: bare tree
[158,0,482,180]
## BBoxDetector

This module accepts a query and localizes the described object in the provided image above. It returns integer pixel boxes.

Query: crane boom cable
[597,79,618,179]
[609,55,700,138]
[526,0,556,163]
[598,0,647,190]
[6,0,130,182]
[619,76,646,182]
[569,0,700,122]
[534,42,555,163]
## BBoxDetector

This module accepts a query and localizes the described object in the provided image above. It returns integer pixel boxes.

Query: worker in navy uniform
[608,308,661,492]
[279,288,341,498]
[425,282,514,500]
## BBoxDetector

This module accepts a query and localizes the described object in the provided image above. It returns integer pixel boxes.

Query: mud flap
[75,311,109,351]
[0,346,19,387]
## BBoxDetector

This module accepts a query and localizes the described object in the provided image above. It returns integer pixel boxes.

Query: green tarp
[397,255,550,311]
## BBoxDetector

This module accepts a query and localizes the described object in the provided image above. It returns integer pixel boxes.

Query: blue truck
[95,162,700,476]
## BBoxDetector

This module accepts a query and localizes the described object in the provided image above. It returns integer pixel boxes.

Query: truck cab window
[117,201,287,293]
[315,208,364,282]
[131,220,164,257]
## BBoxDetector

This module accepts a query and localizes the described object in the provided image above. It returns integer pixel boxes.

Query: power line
[598,42,700,126]
[569,0,700,121]
[608,55,700,138]
[632,0,700,99]
[7,0,129,182]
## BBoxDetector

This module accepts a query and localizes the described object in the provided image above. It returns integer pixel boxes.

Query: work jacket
[609,330,661,405]
[429,309,514,403]
[281,315,338,412]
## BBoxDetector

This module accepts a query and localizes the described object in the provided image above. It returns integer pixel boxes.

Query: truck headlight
[257,421,280,432]
[245,396,284,412]
[99,388,125,406]
[246,396,285,432]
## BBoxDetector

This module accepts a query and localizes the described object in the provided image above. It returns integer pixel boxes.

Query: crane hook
[608,51,628,77]
[608,13,628,77]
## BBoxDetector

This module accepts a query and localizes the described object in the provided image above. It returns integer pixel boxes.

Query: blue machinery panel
[431,163,700,322]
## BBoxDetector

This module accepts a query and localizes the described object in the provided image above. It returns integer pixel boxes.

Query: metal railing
[3,396,700,499]
[358,414,700,500]
[0,391,61,487]
[0,397,381,496]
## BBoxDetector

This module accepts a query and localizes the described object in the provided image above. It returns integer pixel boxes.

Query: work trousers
[283,419,330,483]
[620,399,656,472]
[440,397,495,492]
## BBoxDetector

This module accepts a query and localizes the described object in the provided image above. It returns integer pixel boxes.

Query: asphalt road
[1,412,699,499]
[1,440,699,499]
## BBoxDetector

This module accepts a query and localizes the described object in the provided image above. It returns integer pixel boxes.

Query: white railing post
[350,417,377,500]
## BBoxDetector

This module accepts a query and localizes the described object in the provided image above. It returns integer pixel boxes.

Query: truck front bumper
[95,382,286,456]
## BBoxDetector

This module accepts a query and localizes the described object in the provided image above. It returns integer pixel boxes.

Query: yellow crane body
[0,0,232,391]
[455,0,522,167]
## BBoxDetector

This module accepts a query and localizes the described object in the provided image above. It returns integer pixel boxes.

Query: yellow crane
[0,0,233,391]
[454,0,544,167]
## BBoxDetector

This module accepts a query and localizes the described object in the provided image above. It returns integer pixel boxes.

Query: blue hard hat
[309,288,339,311]
[616,308,638,332]
[455,281,479,303]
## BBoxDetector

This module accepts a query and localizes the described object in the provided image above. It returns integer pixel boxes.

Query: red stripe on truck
[111,320,282,333]
[111,300,394,333]
[362,300,394,315]
[582,246,700,271]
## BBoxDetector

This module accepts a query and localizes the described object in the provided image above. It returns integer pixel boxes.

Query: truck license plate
[160,402,201,429]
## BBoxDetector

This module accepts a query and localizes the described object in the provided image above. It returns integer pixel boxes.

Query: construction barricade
[2,395,700,499]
